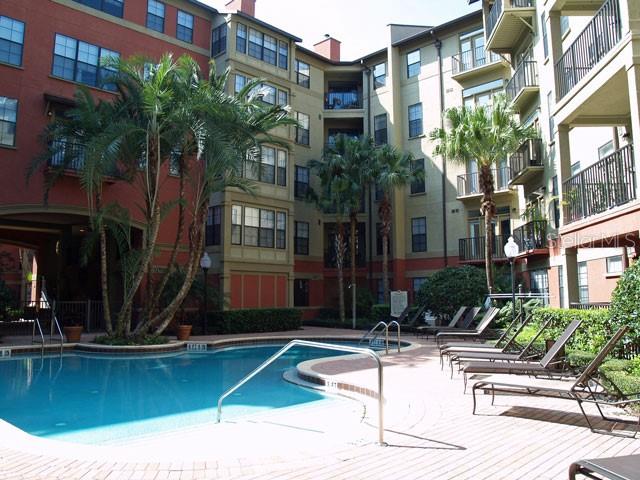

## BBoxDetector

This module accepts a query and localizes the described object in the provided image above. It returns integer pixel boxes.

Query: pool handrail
[359,321,389,353]
[216,339,387,445]
[388,321,401,353]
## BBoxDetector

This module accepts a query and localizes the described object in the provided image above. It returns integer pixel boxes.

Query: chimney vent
[314,36,341,62]
[225,0,256,17]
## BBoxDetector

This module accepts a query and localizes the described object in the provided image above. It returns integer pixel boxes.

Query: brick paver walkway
[1,327,638,479]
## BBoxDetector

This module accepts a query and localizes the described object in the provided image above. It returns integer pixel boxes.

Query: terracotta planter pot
[64,325,83,343]
[176,324,192,341]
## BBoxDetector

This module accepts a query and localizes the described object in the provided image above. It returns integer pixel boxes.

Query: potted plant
[176,322,192,341]
[63,324,83,342]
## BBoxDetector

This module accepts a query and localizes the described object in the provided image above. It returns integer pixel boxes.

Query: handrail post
[388,321,401,353]
[384,324,389,355]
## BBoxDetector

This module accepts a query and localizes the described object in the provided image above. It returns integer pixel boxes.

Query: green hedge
[610,259,640,347]
[207,308,302,334]
[531,307,612,353]
[371,304,390,322]
[303,317,376,329]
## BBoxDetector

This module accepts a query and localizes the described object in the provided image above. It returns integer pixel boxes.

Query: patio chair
[471,326,640,437]
[435,307,500,347]
[415,306,466,338]
[569,454,640,480]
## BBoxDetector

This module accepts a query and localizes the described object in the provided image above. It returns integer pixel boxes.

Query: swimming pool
[0,343,363,445]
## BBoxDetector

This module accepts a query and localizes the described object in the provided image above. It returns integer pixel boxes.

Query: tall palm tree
[375,144,419,304]
[325,135,375,324]
[430,94,537,291]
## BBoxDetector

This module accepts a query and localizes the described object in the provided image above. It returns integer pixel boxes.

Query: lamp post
[504,236,520,323]
[200,251,212,336]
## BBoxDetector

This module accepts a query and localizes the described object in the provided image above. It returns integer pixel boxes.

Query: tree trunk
[349,211,357,325]
[379,194,392,304]
[479,164,496,292]
[96,191,112,335]
[335,222,346,323]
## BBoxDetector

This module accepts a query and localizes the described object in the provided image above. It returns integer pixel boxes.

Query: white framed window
[606,255,623,274]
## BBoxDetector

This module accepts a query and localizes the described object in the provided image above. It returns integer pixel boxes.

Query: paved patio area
[1,327,639,479]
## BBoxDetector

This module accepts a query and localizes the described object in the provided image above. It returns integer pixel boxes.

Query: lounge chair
[569,454,640,480]
[434,307,500,347]
[471,326,640,437]
[415,306,466,338]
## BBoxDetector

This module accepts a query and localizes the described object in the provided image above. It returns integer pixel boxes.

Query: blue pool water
[0,344,357,445]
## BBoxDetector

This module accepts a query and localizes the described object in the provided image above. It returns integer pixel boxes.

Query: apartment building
[473,0,640,307]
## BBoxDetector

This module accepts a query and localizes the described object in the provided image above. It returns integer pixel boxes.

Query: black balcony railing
[324,91,362,110]
[562,144,636,224]
[457,167,511,197]
[505,60,538,103]
[49,139,86,171]
[451,46,501,75]
[459,234,508,262]
[555,0,622,99]
[512,220,547,251]
[486,0,535,40]
[510,138,543,178]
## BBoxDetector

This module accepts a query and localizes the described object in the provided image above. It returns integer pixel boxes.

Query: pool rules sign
[390,290,408,318]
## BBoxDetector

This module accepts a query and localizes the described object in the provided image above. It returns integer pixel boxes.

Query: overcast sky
[203,0,480,60]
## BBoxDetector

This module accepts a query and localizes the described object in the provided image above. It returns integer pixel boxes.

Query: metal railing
[451,46,501,74]
[505,60,538,103]
[216,339,386,445]
[49,139,86,171]
[457,167,512,197]
[459,234,508,262]
[562,144,636,224]
[570,302,611,310]
[359,320,401,355]
[512,220,547,251]
[486,0,535,40]
[324,91,362,110]
[510,138,543,178]
[555,0,622,99]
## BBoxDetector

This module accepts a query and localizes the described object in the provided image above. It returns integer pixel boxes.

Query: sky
[203,0,480,60]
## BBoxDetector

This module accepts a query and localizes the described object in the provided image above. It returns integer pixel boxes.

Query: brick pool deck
[1,327,639,479]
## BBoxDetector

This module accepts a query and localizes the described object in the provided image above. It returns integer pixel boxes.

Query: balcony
[548,0,605,13]
[555,0,622,100]
[509,138,543,185]
[451,47,506,82]
[456,167,512,200]
[324,91,362,110]
[485,0,536,53]
[505,60,539,110]
[49,139,86,171]
[459,234,508,263]
[562,144,636,225]
[512,220,548,252]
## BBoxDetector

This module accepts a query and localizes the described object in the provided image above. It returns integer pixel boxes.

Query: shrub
[371,304,390,322]
[600,359,632,373]
[604,371,640,397]
[208,308,302,334]
[93,334,169,346]
[496,298,542,328]
[416,266,487,320]
[317,308,339,320]
[531,307,612,352]
[356,288,375,319]
[303,317,376,329]
[610,259,640,347]
[568,350,596,368]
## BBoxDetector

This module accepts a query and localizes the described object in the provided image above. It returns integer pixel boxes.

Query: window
[258,146,275,183]
[146,0,165,33]
[277,149,287,186]
[0,15,25,66]
[552,175,560,228]
[541,12,548,59]
[411,217,427,252]
[262,34,277,65]
[295,166,309,198]
[530,269,549,305]
[73,0,124,17]
[259,209,275,247]
[375,183,384,202]
[407,49,420,78]
[231,205,242,245]
[248,28,263,59]
[374,113,387,145]
[296,60,310,88]
[278,41,288,69]
[211,24,226,56]
[410,158,425,194]
[373,62,386,89]
[547,91,555,138]
[578,262,589,304]
[560,16,570,37]
[570,162,581,176]
[294,221,309,255]
[236,23,247,53]
[261,84,277,104]
[278,89,288,106]
[276,212,286,249]
[558,265,565,308]
[177,10,193,43]
[0,97,17,147]
[206,206,221,246]
[244,207,259,246]
[376,223,391,256]
[234,73,247,94]
[606,255,623,275]
[598,140,615,159]
[52,34,120,91]
[462,79,503,107]
[412,277,427,295]
[169,149,181,176]
[294,279,309,306]
[408,103,423,138]
[295,112,310,145]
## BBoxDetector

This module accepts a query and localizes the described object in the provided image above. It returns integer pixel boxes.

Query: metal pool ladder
[216,339,387,445]
[359,321,401,354]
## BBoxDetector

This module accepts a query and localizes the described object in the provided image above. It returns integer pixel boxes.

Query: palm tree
[375,144,419,304]
[430,94,537,291]
[325,135,375,325]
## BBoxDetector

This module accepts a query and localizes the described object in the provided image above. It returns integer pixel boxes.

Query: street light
[200,251,212,336]
[504,236,520,323]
